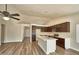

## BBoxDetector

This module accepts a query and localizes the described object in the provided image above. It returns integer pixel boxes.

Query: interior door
[32,26,36,41]
[1,24,5,44]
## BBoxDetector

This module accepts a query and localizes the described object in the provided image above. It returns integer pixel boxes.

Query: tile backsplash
[38,32,70,38]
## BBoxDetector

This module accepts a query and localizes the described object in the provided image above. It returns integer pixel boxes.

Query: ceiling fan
[0,4,20,20]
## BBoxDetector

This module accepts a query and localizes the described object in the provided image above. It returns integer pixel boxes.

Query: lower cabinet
[56,38,65,49]
[56,37,70,49]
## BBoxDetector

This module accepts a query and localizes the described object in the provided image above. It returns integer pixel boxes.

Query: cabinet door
[41,27,52,32]
[52,26,56,32]
[46,27,52,32]
[55,24,61,32]
[56,38,65,49]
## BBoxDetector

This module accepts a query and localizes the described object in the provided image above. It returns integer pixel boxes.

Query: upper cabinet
[41,22,70,32]
[51,26,56,32]
[55,22,70,32]
[41,27,52,32]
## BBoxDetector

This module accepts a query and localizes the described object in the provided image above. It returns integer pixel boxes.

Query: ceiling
[0,4,79,24]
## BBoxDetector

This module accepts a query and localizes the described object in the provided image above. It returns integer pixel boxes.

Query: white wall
[0,18,24,43]
[70,14,79,51]
[0,17,6,45]
[4,21,24,43]
[1,24,5,43]
[76,24,79,43]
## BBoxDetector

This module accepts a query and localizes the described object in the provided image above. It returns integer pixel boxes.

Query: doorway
[32,26,36,41]
[32,26,41,42]
[23,26,30,41]
[1,24,5,44]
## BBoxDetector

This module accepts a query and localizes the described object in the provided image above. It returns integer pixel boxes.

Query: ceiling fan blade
[2,11,10,16]
[10,13,20,16]
[10,16,20,20]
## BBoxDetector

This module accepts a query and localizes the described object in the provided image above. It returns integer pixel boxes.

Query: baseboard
[4,40,22,43]
[70,47,79,52]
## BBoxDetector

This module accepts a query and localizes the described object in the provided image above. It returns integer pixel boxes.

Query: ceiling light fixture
[3,17,10,20]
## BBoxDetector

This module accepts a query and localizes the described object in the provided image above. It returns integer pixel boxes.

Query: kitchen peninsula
[37,36,58,54]
[37,35,70,54]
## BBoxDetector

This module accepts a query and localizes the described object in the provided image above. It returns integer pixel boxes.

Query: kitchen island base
[37,36,58,54]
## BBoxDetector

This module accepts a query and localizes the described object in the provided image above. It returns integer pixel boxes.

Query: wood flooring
[0,37,79,55]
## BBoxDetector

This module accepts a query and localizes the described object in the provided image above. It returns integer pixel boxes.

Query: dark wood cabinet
[32,26,36,41]
[41,27,46,32]
[56,37,65,49]
[41,27,52,32]
[52,25,56,32]
[41,22,70,32]
[47,27,52,32]
[55,22,70,32]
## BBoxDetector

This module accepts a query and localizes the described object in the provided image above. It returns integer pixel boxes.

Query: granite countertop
[40,35,70,39]
[37,35,58,41]
[40,35,63,39]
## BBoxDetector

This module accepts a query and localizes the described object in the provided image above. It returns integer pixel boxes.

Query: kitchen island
[37,36,58,54]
